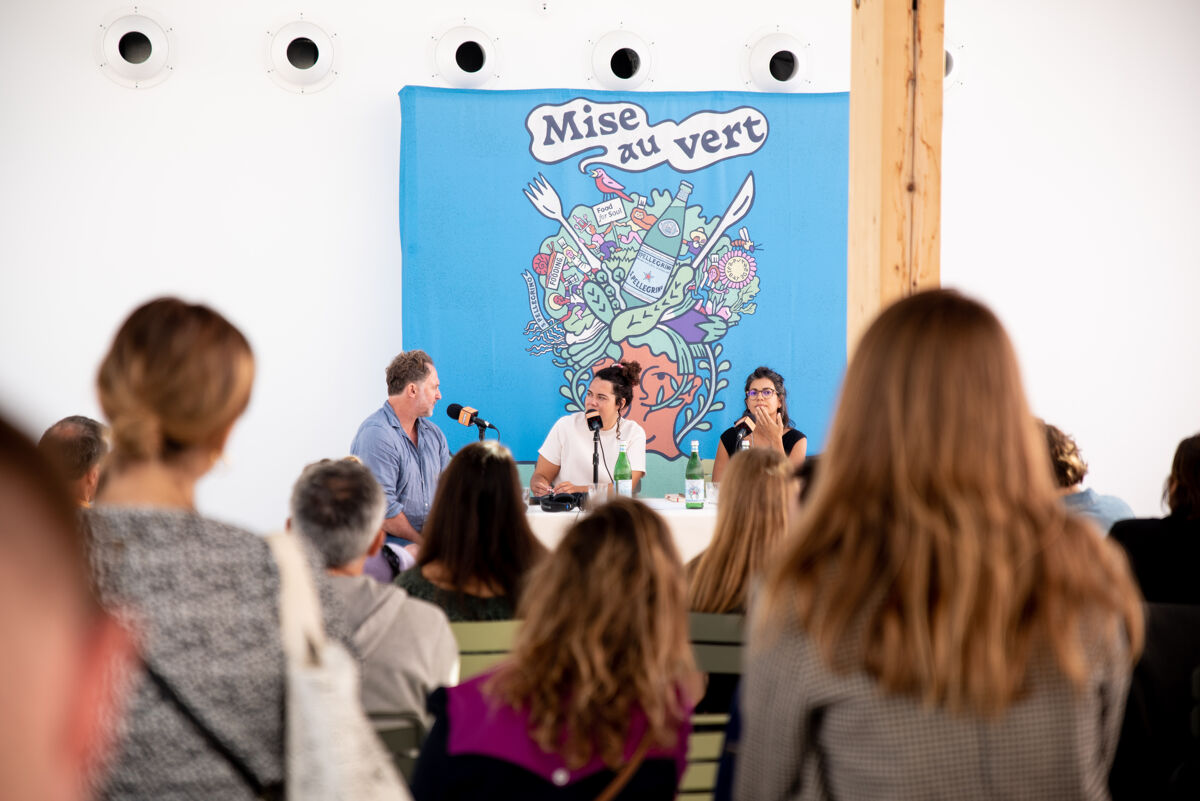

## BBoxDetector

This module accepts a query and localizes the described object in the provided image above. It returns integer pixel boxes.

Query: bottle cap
[691,440,699,450]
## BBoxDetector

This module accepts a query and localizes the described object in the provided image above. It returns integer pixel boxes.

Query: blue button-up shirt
[350,402,451,532]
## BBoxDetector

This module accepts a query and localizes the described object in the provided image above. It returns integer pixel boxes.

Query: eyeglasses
[745,388,776,399]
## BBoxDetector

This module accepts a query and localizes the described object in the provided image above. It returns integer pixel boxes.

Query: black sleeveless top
[719,425,805,457]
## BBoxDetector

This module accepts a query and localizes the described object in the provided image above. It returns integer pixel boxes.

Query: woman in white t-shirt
[530,361,647,495]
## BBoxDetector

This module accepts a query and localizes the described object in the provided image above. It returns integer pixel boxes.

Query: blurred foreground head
[96,297,254,476]
[762,289,1142,714]
[0,414,135,801]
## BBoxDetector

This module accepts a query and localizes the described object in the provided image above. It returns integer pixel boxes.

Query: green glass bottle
[685,440,705,509]
[621,180,693,304]
[614,442,633,498]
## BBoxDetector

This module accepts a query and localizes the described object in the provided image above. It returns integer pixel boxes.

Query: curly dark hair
[743,366,792,427]
[594,360,642,414]
[1043,422,1088,489]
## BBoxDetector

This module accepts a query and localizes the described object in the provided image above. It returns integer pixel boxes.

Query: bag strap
[265,531,326,665]
[143,661,281,800]
[593,735,651,801]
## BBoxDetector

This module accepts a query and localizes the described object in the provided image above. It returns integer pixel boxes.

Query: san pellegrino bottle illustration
[621,180,692,303]
[685,440,705,509]
[614,442,633,498]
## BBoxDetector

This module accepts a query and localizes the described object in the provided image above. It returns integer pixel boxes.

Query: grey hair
[290,458,386,568]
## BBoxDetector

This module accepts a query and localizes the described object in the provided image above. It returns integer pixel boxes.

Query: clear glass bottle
[685,440,705,509]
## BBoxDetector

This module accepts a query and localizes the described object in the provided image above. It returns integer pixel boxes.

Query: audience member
[411,498,700,800]
[351,350,451,550]
[37,415,109,507]
[395,441,545,621]
[87,297,341,798]
[0,414,134,801]
[290,457,458,727]
[737,290,1144,800]
[1111,432,1200,604]
[688,447,792,715]
[1043,420,1135,533]
[688,447,792,615]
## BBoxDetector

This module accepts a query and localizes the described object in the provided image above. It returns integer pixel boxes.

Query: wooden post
[846,0,944,353]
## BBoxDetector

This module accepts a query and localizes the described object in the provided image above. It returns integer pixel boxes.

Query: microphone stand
[474,422,494,441]
[592,427,600,485]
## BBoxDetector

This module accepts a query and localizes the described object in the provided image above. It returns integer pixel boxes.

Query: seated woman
[530,361,645,495]
[411,498,701,800]
[711,366,806,482]
[688,447,793,615]
[737,290,1144,800]
[687,447,793,714]
[1111,432,1200,604]
[395,440,545,621]
[88,297,341,798]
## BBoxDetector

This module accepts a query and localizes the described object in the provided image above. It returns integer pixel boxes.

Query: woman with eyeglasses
[711,366,806,483]
[530,361,646,496]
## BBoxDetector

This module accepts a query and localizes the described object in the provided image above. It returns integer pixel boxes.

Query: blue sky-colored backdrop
[400,86,848,475]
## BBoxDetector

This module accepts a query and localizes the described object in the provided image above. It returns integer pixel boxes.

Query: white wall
[1,0,1195,530]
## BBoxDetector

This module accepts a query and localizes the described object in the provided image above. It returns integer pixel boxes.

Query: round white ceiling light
[746,32,810,92]
[590,30,652,90]
[433,26,498,88]
[267,19,337,94]
[98,9,175,89]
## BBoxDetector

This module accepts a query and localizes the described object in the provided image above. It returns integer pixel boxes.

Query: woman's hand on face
[755,407,786,443]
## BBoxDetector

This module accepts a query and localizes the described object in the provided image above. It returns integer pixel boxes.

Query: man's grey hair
[290,458,386,569]
[38,415,109,481]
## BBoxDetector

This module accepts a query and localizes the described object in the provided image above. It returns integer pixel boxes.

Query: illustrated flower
[532,252,551,275]
[717,249,757,289]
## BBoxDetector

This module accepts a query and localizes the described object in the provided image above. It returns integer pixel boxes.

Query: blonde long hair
[488,498,695,768]
[688,447,792,613]
[757,290,1143,715]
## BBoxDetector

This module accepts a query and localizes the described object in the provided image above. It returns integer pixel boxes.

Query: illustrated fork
[522,173,606,276]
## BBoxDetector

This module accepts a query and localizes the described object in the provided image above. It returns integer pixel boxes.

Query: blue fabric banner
[399,86,848,492]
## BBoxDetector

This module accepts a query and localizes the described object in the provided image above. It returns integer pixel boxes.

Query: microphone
[446,403,497,431]
[733,415,756,439]
[585,409,603,432]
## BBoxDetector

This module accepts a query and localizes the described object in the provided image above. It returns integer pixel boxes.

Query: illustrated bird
[590,168,633,202]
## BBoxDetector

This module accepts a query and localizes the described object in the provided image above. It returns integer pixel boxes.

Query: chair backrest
[689,612,744,675]
[369,712,425,783]
[1111,602,1200,800]
[450,619,522,680]
[681,613,744,800]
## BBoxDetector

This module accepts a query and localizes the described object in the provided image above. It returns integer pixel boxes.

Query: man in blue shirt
[351,350,451,547]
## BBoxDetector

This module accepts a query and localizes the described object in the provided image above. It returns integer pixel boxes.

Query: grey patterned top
[736,609,1131,801]
[87,507,348,800]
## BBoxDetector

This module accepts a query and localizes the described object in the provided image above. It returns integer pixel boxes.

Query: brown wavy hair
[97,298,254,468]
[1043,421,1088,489]
[756,289,1143,715]
[488,498,695,768]
[688,447,792,614]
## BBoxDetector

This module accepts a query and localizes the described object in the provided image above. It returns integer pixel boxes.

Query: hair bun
[108,411,163,462]
[620,360,642,387]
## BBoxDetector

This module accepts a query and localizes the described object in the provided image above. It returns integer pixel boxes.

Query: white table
[526,497,718,563]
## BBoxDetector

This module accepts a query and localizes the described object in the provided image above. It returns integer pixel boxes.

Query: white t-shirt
[538,412,647,487]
